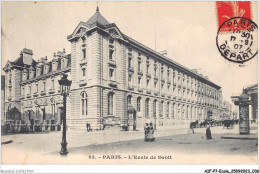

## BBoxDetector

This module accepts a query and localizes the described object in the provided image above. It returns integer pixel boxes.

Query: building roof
[86,7,110,26]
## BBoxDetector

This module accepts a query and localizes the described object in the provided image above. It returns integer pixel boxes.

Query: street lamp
[58,74,72,156]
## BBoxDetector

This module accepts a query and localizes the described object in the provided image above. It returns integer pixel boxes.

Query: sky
[1,1,258,110]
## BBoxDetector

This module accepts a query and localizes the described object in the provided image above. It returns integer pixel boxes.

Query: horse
[190,120,198,129]
[223,120,234,129]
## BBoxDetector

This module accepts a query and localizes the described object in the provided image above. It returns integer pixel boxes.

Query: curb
[221,136,258,140]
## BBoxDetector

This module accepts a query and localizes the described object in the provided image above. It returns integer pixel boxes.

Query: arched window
[80,92,88,116]
[153,100,157,118]
[127,95,132,108]
[160,101,164,118]
[81,92,88,116]
[108,92,114,115]
[145,98,150,118]
[137,97,141,112]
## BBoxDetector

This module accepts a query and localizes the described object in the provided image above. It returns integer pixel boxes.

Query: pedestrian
[189,122,195,134]
[206,124,212,140]
[149,122,155,141]
[144,123,149,142]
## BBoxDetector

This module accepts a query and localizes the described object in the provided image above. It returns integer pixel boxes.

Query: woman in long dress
[149,122,155,141]
[206,124,212,140]
[144,123,149,142]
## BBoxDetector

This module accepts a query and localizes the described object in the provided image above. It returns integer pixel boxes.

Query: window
[36,106,39,119]
[186,105,189,119]
[154,81,157,89]
[43,81,46,91]
[137,97,141,112]
[51,79,54,89]
[138,77,141,86]
[82,48,86,59]
[81,92,88,116]
[128,74,132,83]
[82,68,86,77]
[29,86,32,95]
[128,57,131,69]
[167,102,169,118]
[160,101,164,117]
[138,59,141,71]
[22,87,25,95]
[145,98,149,118]
[172,103,175,118]
[51,99,56,118]
[36,84,38,93]
[146,79,149,88]
[108,93,114,115]
[109,49,114,60]
[153,100,157,118]
[127,95,132,105]
[146,59,149,73]
[109,68,114,80]
[154,67,157,76]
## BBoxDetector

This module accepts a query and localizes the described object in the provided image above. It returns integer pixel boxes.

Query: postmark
[216,17,258,63]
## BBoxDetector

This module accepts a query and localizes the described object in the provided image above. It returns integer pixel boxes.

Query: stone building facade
[3,8,223,130]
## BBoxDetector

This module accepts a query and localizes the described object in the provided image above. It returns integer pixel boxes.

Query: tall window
[36,106,39,119]
[167,102,169,118]
[172,103,175,118]
[138,77,141,86]
[51,79,54,89]
[160,101,164,117]
[51,99,55,118]
[82,48,86,59]
[154,81,157,89]
[146,79,149,88]
[81,92,88,115]
[29,86,32,95]
[127,95,132,108]
[128,57,131,69]
[108,93,114,115]
[82,68,86,77]
[128,74,132,83]
[146,62,149,73]
[43,81,46,91]
[153,100,157,118]
[145,98,149,118]
[137,97,141,112]
[186,105,189,119]
[138,58,141,71]
[109,68,114,80]
[109,49,114,60]
[36,84,38,93]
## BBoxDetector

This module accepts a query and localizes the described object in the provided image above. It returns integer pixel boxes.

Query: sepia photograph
[1,1,258,169]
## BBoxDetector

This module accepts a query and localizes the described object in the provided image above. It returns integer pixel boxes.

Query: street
[1,124,258,164]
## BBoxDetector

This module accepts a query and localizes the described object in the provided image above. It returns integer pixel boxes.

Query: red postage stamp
[216,1,252,32]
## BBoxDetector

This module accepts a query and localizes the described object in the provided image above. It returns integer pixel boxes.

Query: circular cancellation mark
[216,17,258,63]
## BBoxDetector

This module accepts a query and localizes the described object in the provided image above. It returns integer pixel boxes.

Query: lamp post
[58,74,72,156]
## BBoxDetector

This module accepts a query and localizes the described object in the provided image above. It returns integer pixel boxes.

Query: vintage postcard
[1,1,258,168]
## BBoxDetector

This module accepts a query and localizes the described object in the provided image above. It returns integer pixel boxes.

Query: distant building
[3,7,223,130]
[1,75,5,124]
[220,100,232,119]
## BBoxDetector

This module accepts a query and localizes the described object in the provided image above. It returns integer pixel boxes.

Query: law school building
[3,8,223,130]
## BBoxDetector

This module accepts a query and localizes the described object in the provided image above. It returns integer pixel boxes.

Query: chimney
[20,48,33,65]
[159,50,167,56]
